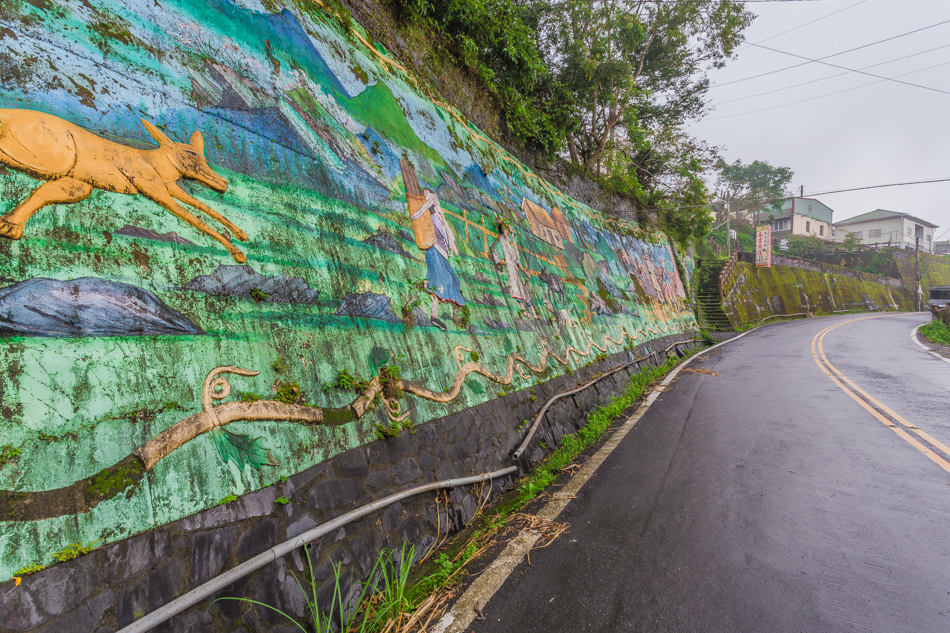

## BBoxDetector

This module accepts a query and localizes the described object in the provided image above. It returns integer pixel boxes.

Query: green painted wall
[0,0,697,576]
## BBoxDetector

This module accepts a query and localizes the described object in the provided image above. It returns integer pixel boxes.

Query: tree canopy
[715,159,794,229]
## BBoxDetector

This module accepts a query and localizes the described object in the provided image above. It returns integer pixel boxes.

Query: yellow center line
[818,326,950,459]
[811,317,950,475]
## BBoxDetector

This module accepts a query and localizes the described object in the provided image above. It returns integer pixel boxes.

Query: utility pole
[916,236,921,312]
[725,201,731,258]
[800,185,804,198]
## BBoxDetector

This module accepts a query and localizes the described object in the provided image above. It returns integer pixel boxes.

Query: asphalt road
[470,313,950,633]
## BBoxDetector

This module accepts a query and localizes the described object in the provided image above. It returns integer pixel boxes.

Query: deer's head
[141,120,228,194]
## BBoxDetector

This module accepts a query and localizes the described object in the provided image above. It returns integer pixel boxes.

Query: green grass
[216,542,416,632]
[920,319,950,345]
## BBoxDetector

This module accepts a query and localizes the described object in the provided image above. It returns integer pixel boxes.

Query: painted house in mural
[522,198,573,249]
[759,197,835,241]
[834,209,938,254]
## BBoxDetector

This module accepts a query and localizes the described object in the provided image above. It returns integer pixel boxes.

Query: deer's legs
[167,183,248,242]
[134,178,247,263]
[0,177,93,239]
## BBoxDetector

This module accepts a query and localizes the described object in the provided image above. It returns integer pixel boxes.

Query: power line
[712,43,950,106]
[711,18,950,88]
[706,58,950,119]
[632,177,950,214]
[738,0,867,48]
[747,42,950,96]
[806,177,950,197]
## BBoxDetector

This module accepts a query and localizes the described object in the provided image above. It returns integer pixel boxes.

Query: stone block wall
[0,334,698,633]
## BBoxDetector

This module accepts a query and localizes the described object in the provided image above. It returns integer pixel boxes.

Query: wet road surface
[469,313,950,633]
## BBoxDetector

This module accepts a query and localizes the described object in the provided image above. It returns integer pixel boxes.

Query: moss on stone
[84,455,145,500]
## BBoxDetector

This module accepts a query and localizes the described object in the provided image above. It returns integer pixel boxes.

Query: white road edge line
[910,324,950,366]
[437,330,759,633]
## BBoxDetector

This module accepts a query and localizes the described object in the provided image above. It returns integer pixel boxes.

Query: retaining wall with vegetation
[722,256,913,328]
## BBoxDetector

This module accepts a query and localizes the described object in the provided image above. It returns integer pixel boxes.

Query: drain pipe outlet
[118,466,518,633]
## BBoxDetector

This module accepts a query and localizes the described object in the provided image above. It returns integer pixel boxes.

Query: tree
[715,159,794,231]
[840,231,861,253]
[536,0,752,172]
[384,0,565,155]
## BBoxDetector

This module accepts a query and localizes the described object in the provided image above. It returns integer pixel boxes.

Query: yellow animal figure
[0,109,248,262]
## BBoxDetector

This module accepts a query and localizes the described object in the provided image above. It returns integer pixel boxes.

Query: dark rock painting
[334,292,402,323]
[183,265,321,304]
[114,225,197,246]
[0,277,203,338]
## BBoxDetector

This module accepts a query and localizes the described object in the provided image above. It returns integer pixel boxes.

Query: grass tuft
[920,319,950,345]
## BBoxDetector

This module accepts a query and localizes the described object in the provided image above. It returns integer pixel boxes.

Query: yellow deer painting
[0,109,248,262]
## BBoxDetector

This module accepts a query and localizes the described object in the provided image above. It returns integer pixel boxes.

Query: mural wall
[0,0,696,578]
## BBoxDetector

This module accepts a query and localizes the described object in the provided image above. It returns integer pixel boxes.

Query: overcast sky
[691,0,950,240]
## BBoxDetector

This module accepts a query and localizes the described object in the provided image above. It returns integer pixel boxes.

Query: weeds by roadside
[920,319,950,345]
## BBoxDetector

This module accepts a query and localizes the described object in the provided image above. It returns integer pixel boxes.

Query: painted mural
[0,0,696,577]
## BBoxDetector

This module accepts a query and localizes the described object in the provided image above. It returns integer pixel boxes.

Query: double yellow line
[812,316,950,475]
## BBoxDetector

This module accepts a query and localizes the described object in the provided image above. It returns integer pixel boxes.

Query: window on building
[869,229,882,238]
[773,218,790,231]
[806,221,811,233]
[853,231,863,239]
[808,204,814,213]
[907,227,913,237]
[820,225,824,236]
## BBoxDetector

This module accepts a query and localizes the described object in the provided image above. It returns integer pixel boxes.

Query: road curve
[468,313,950,633]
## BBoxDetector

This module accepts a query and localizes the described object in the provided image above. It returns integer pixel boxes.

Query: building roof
[758,197,834,223]
[834,208,938,228]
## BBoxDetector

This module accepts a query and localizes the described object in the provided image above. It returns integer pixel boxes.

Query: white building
[833,209,938,254]
[759,197,834,240]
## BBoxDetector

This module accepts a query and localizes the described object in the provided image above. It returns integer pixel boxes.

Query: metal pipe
[512,339,700,460]
[117,466,518,633]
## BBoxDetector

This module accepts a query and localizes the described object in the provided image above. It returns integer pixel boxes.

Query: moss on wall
[722,261,913,328]
[893,250,950,294]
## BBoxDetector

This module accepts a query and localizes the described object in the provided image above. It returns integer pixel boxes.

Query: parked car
[928,285,950,318]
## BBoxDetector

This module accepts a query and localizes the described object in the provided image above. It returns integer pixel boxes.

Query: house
[833,209,938,254]
[759,197,834,240]
[522,198,573,249]
[935,240,949,256]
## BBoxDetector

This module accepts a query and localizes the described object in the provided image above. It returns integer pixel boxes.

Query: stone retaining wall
[0,334,698,633]
[737,252,903,287]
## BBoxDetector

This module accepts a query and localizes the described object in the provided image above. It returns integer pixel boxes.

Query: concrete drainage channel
[114,338,702,633]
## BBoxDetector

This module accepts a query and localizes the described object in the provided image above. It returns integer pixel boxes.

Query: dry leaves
[682,368,720,376]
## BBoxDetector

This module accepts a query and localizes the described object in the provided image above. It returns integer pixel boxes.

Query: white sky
[690,0,950,240]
